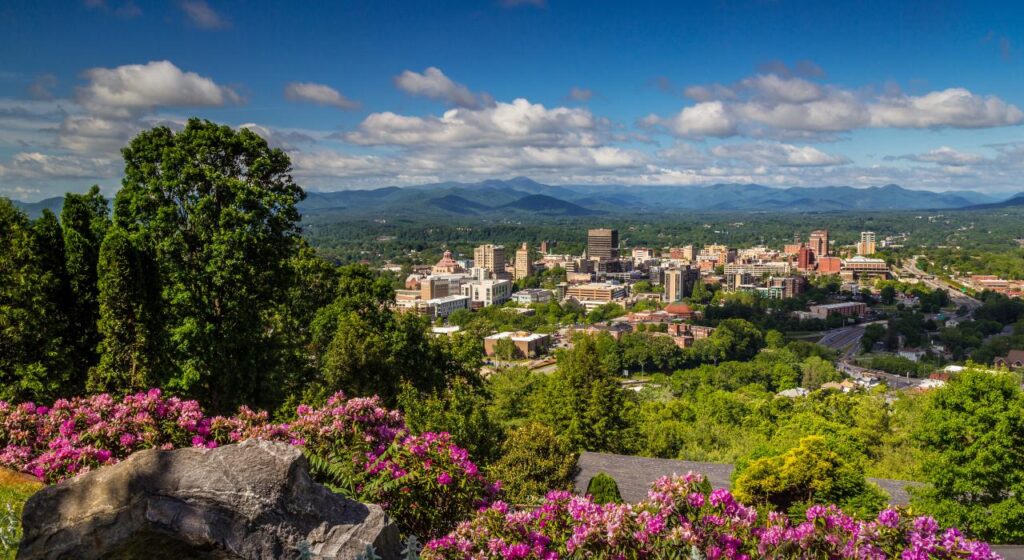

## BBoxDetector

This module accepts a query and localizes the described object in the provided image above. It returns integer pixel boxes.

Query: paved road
[817,325,866,358]
[901,257,982,315]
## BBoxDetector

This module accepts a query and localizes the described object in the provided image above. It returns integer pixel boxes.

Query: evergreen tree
[488,422,578,504]
[113,119,305,412]
[536,334,634,453]
[89,227,163,394]
[0,201,68,401]
[60,185,110,379]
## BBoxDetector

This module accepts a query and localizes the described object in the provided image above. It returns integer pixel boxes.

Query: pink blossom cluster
[423,473,999,560]
[0,389,495,537]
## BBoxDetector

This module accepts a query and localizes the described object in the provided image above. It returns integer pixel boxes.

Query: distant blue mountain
[9,179,1012,220]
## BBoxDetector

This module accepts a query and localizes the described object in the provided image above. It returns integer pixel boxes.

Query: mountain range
[12,178,1021,219]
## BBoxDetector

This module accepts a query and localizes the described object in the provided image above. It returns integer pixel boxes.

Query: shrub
[423,473,998,559]
[486,422,577,504]
[586,472,622,504]
[0,389,497,538]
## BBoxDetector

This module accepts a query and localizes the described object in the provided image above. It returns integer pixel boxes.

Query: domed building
[432,250,464,275]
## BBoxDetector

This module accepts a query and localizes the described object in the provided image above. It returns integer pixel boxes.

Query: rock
[18,440,400,560]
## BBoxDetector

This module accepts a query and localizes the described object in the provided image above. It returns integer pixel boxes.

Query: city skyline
[2,0,1024,200]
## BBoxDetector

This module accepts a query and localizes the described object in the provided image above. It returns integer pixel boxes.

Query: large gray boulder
[18,440,400,559]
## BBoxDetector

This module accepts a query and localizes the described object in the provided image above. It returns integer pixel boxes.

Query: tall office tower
[794,231,802,244]
[514,242,533,280]
[857,231,877,256]
[809,230,830,257]
[473,244,506,276]
[797,244,815,270]
[587,228,619,260]
[539,240,549,254]
[663,266,698,302]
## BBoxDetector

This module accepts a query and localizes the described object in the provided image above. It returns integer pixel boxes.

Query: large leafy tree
[912,369,1024,542]
[308,264,464,405]
[487,422,578,504]
[112,119,305,412]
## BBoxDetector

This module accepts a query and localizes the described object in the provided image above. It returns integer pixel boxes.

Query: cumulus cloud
[394,67,488,108]
[668,101,737,137]
[710,142,850,167]
[239,123,317,150]
[58,116,141,153]
[179,0,230,29]
[346,98,598,148]
[76,60,242,119]
[284,82,360,110]
[663,71,1023,139]
[0,152,118,179]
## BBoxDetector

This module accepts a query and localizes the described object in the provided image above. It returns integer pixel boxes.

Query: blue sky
[1,0,1023,200]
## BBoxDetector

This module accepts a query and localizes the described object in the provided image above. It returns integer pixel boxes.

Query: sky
[2,0,1024,201]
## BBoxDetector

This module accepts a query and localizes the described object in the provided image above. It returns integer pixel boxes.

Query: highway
[816,323,924,390]
[900,256,982,315]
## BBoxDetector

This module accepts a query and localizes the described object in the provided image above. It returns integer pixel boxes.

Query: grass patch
[0,469,42,559]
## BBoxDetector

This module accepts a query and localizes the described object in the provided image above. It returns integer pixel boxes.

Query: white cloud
[664,72,1023,138]
[668,101,737,137]
[869,88,1024,129]
[894,146,986,166]
[284,82,360,110]
[394,67,487,108]
[710,142,850,167]
[346,98,598,148]
[0,152,118,179]
[58,115,141,153]
[179,0,229,29]
[76,60,241,119]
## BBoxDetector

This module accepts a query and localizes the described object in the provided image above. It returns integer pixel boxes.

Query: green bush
[587,472,623,504]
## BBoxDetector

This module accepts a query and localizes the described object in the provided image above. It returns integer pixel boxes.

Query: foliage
[586,472,622,504]
[733,436,887,518]
[0,389,497,538]
[423,473,998,559]
[533,334,635,453]
[398,379,501,465]
[913,368,1024,543]
[800,356,842,390]
[486,422,577,504]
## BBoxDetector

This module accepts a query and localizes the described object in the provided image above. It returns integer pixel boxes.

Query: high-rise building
[857,231,876,256]
[669,245,695,261]
[539,240,549,254]
[514,242,533,280]
[809,230,830,257]
[797,244,815,270]
[663,266,699,302]
[587,228,619,260]
[473,244,506,276]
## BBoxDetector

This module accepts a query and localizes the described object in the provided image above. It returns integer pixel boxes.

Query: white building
[512,288,552,305]
[460,279,513,308]
[426,295,470,318]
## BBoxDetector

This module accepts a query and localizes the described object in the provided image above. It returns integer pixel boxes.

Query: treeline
[1,120,477,414]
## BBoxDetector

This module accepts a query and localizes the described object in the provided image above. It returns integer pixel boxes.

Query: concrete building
[797,245,815,270]
[460,278,512,308]
[426,295,470,319]
[842,256,889,280]
[816,256,842,275]
[587,228,619,260]
[420,274,466,300]
[512,288,552,305]
[565,282,628,309]
[808,302,867,320]
[663,266,699,302]
[857,231,877,256]
[514,242,533,280]
[809,230,830,257]
[473,244,506,277]
[484,331,551,359]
